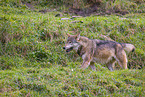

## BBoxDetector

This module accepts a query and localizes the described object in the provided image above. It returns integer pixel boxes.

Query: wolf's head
[63,33,81,52]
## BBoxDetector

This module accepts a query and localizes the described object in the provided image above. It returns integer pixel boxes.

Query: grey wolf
[63,33,135,71]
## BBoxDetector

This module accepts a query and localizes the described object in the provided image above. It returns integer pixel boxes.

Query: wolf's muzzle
[63,47,66,49]
[63,46,73,52]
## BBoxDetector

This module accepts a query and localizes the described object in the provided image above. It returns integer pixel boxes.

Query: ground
[0,0,145,96]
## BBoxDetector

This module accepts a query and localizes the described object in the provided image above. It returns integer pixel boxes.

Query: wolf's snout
[63,47,65,49]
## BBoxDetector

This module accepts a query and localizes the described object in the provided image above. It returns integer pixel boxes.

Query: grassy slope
[0,1,145,97]
[0,67,144,96]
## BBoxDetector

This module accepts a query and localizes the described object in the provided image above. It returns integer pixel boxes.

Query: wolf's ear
[67,33,71,37]
[76,33,80,41]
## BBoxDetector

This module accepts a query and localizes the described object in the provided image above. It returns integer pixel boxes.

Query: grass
[0,0,145,96]
[0,67,144,96]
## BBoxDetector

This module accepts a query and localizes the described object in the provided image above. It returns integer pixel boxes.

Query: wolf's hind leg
[90,62,96,71]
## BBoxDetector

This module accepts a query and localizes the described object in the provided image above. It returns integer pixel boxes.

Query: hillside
[0,0,145,96]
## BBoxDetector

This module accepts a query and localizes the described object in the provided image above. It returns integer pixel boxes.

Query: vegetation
[0,0,145,96]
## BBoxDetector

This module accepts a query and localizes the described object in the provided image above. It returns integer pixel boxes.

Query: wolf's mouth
[66,47,73,52]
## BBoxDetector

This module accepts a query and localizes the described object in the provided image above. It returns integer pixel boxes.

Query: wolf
[63,33,135,71]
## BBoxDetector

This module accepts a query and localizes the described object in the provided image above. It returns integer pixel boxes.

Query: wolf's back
[121,43,135,53]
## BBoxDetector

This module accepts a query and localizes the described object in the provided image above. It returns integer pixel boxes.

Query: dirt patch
[23,2,129,16]
[68,4,128,16]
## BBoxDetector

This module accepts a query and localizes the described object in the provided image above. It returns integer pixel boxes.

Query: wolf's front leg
[80,56,92,69]
[80,60,91,69]
[90,62,96,71]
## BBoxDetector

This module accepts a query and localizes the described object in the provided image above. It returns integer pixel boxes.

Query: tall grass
[0,0,145,96]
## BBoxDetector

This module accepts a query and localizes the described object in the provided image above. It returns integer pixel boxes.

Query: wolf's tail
[121,43,135,53]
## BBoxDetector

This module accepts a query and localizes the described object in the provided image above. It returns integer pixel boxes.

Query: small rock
[55,13,63,17]
[61,18,71,20]
[70,21,83,23]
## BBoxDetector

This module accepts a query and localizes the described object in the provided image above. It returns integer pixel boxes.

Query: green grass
[0,67,144,96]
[0,0,145,96]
